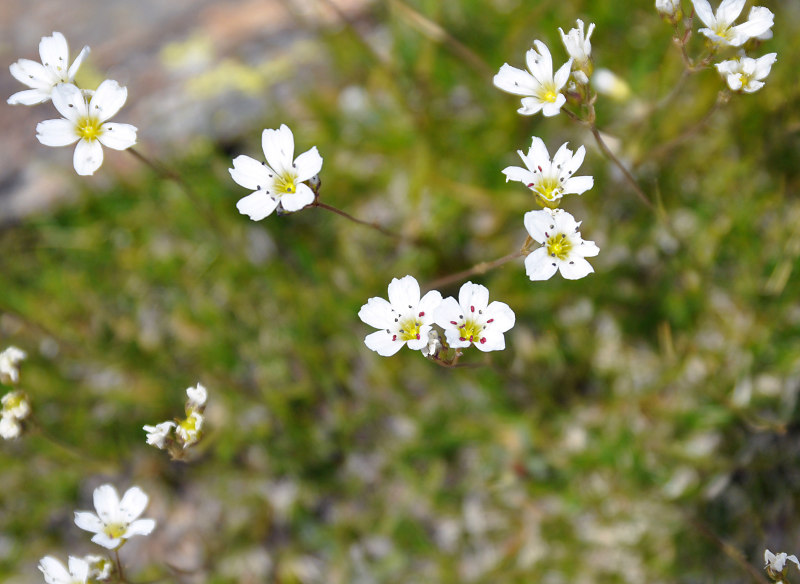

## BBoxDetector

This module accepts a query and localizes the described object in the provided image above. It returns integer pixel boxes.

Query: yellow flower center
[275,173,298,197]
[76,116,103,141]
[546,232,572,260]
[397,315,423,342]
[531,176,562,208]
[103,522,127,540]
[538,83,559,104]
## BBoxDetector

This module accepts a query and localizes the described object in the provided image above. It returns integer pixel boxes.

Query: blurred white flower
[38,556,89,584]
[229,124,323,220]
[592,68,632,101]
[715,53,776,93]
[502,137,593,207]
[143,421,176,449]
[656,0,682,19]
[765,549,800,579]
[358,275,443,357]
[186,382,207,409]
[36,80,137,176]
[82,555,113,581]
[691,0,774,47]
[176,411,203,447]
[434,282,515,352]
[0,415,22,440]
[1,390,31,420]
[74,484,156,550]
[8,32,90,106]
[559,20,594,73]
[493,40,572,117]
[0,346,27,385]
[524,208,599,281]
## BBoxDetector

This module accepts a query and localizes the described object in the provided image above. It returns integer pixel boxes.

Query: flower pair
[143,383,208,459]
[8,32,137,176]
[358,276,516,358]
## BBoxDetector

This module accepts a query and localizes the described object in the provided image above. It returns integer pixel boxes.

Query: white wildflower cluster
[765,549,800,583]
[358,276,515,364]
[8,32,137,175]
[656,1,776,93]
[39,484,155,583]
[143,383,207,460]
[0,347,31,440]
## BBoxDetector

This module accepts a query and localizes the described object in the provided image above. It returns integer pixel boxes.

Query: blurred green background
[2,0,799,582]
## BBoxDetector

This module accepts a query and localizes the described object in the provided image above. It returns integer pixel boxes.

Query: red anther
[392,335,397,341]
[459,337,466,341]
[487,318,494,323]
[538,165,543,172]
[416,334,420,339]
[419,312,425,317]
[470,306,475,312]
[480,338,486,344]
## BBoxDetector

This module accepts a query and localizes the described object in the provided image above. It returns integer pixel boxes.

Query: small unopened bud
[308,174,321,196]
[656,0,682,22]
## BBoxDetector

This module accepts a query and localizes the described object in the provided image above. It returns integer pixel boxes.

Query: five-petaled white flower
[186,383,207,410]
[38,556,89,584]
[143,421,176,449]
[8,32,90,106]
[524,208,600,281]
[503,137,594,207]
[74,484,156,549]
[0,346,27,385]
[691,0,774,47]
[493,40,572,117]
[434,282,515,352]
[559,20,595,73]
[716,53,776,93]
[765,549,800,579]
[36,80,138,176]
[358,275,443,357]
[229,124,323,220]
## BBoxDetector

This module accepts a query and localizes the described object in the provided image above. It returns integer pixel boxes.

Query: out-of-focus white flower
[592,68,631,101]
[656,0,682,19]
[765,549,800,579]
[186,383,207,409]
[524,208,599,281]
[559,20,594,74]
[143,421,176,449]
[74,484,156,550]
[82,555,113,581]
[1,390,31,420]
[503,137,593,207]
[358,275,443,357]
[229,124,323,220]
[691,0,774,47]
[493,40,572,117]
[36,81,137,176]
[715,53,776,93]
[0,415,22,440]
[8,32,90,106]
[0,346,27,385]
[38,556,89,584]
[176,411,203,448]
[434,282,515,352]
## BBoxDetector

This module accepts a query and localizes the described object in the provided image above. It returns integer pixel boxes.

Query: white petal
[529,41,554,81]
[717,0,746,26]
[442,327,470,349]
[262,125,295,176]
[741,79,764,93]
[89,80,127,122]
[493,64,538,96]
[236,190,279,221]
[729,7,774,45]
[229,155,273,191]
[562,175,594,196]
[73,139,104,176]
[293,146,323,181]
[525,248,559,281]
[74,511,104,534]
[359,297,394,329]
[92,484,120,523]
[68,45,91,80]
[541,94,566,117]
[9,59,53,90]
[387,275,421,309]
[553,59,573,90]
[36,119,79,147]
[574,239,600,258]
[518,97,544,116]
[119,486,148,522]
[417,290,443,322]
[502,165,535,185]
[8,88,50,105]
[39,33,69,75]
[67,556,90,581]
[475,329,506,352]
[485,301,515,333]
[124,518,156,537]
[51,83,87,121]
[433,297,463,329]
[523,209,555,243]
[279,183,314,212]
[690,0,716,28]
[559,257,595,279]
[91,533,122,550]
[457,281,489,312]
[364,330,404,356]
[39,556,71,584]
[98,123,137,150]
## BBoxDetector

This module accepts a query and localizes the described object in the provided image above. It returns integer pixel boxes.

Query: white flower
[143,421,176,449]
[503,137,593,207]
[38,556,89,584]
[559,20,594,71]
[82,555,113,581]
[493,40,572,117]
[656,0,682,17]
[186,383,207,409]
[0,415,22,440]
[434,282,515,352]
[0,346,27,385]
[8,32,90,106]
[73,484,156,549]
[176,411,203,448]
[2,390,31,420]
[765,550,800,578]
[36,80,138,176]
[358,275,443,357]
[715,53,776,93]
[229,124,323,220]
[691,0,774,47]
[524,208,600,281]
[592,68,632,101]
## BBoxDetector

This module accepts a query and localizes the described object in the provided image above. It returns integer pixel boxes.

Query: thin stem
[589,123,655,211]
[688,515,770,584]
[426,250,524,290]
[114,550,126,584]
[310,201,421,244]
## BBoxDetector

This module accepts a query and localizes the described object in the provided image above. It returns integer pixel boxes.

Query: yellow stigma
[546,232,572,260]
[76,116,103,141]
[397,316,422,342]
[103,522,127,539]
[275,173,298,197]
[539,83,559,104]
